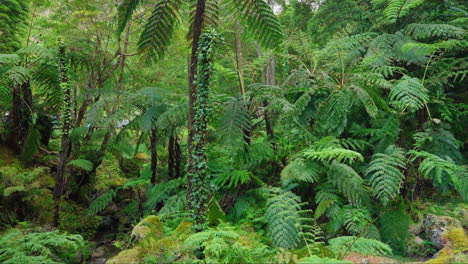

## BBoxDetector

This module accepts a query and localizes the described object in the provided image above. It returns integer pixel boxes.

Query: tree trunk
[9,81,32,153]
[53,40,72,227]
[150,128,158,185]
[186,0,207,229]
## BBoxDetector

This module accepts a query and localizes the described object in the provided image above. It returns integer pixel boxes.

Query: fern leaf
[116,0,142,35]
[383,0,426,24]
[366,146,406,205]
[329,236,393,257]
[88,190,116,215]
[389,76,428,112]
[265,188,303,249]
[328,161,370,207]
[404,23,465,40]
[233,0,284,49]
[68,159,93,171]
[378,207,410,255]
[303,147,364,164]
[281,158,320,184]
[138,0,182,62]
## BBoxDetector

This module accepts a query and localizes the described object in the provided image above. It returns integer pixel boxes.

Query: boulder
[423,214,462,249]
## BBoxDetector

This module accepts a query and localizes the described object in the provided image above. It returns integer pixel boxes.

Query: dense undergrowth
[1,0,467,263]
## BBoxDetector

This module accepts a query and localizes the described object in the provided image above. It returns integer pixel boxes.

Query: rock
[90,257,107,264]
[131,215,163,240]
[92,246,107,258]
[423,214,462,249]
[414,236,424,245]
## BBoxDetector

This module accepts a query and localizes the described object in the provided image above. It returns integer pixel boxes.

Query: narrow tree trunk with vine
[168,135,181,180]
[186,0,207,228]
[187,28,220,231]
[53,40,72,227]
[150,128,158,184]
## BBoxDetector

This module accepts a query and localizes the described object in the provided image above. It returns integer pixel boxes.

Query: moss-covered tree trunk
[53,39,72,227]
[187,28,220,231]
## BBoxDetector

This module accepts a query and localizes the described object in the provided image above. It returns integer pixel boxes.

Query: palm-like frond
[389,76,428,112]
[138,0,183,62]
[233,0,284,49]
[117,0,142,35]
[187,0,220,40]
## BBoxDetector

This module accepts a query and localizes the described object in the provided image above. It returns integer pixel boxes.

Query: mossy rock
[423,214,462,249]
[131,216,164,240]
[107,248,142,264]
[426,227,468,264]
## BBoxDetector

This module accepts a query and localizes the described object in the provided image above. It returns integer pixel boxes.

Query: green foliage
[138,0,182,61]
[20,127,41,162]
[144,178,185,210]
[0,228,85,264]
[378,207,410,255]
[298,255,351,264]
[233,0,284,49]
[67,159,93,171]
[366,146,406,205]
[389,76,428,113]
[328,161,369,207]
[404,23,465,40]
[381,0,426,24]
[264,188,305,249]
[409,150,466,198]
[303,148,364,164]
[281,158,320,184]
[87,190,116,215]
[328,236,393,257]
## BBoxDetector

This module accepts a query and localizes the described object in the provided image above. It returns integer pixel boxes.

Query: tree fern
[366,146,406,205]
[116,0,142,35]
[233,0,284,49]
[328,236,393,257]
[213,170,261,189]
[144,177,185,210]
[67,159,93,171]
[316,90,353,136]
[217,97,251,146]
[264,188,304,249]
[303,147,364,164]
[409,150,466,198]
[0,229,85,264]
[378,207,410,255]
[298,255,351,264]
[88,189,117,215]
[327,161,370,208]
[389,76,428,112]
[404,23,465,40]
[281,158,321,184]
[187,0,220,40]
[382,0,426,24]
[138,0,182,61]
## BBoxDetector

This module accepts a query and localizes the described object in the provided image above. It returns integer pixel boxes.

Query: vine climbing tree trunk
[187,28,220,231]
[168,135,181,180]
[150,128,158,185]
[187,0,207,230]
[53,39,72,227]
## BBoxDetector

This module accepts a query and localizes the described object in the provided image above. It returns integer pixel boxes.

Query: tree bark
[186,0,207,221]
[53,41,72,227]
[9,81,32,153]
[150,128,158,185]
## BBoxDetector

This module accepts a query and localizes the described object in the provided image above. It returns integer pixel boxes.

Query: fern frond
[213,170,255,188]
[217,97,250,146]
[116,0,142,35]
[366,145,406,205]
[389,76,428,112]
[328,161,370,207]
[67,159,93,171]
[404,23,465,40]
[265,188,304,249]
[233,0,284,49]
[281,158,321,184]
[329,236,392,257]
[88,190,116,215]
[316,90,353,136]
[378,207,410,255]
[383,0,426,24]
[144,178,184,210]
[138,0,182,62]
[187,0,220,40]
[303,147,364,164]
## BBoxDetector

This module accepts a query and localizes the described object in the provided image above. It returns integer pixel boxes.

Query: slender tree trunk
[53,40,72,227]
[168,135,182,180]
[187,0,207,227]
[235,22,252,147]
[9,81,32,153]
[150,128,158,185]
